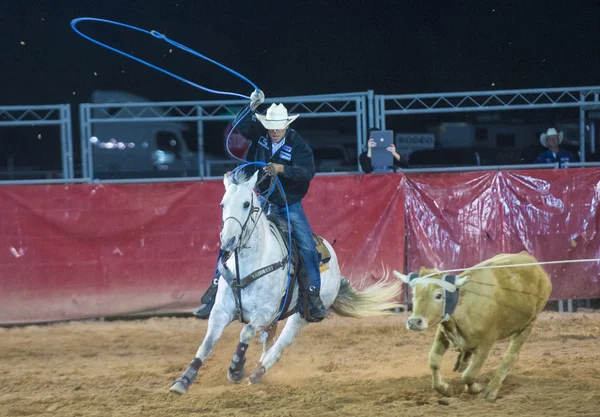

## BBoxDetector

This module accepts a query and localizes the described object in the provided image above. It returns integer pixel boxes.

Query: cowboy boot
[307,286,329,322]
[192,279,219,319]
[296,266,329,322]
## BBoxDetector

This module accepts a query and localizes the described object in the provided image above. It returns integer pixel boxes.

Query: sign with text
[395,133,435,160]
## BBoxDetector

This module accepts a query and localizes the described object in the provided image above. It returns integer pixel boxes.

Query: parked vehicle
[89,91,197,179]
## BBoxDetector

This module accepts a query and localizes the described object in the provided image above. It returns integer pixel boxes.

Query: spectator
[359,128,408,173]
[536,127,578,167]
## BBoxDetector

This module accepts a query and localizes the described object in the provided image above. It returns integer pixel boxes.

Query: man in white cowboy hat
[535,127,578,166]
[193,89,329,323]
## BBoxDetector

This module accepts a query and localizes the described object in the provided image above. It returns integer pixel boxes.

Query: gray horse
[171,171,402,393]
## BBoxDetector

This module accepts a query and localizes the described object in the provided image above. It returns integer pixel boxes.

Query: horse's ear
[247,170,259,189]
[223,172,232,189]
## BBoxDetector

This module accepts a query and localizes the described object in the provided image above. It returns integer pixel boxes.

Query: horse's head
[220,170,261,251]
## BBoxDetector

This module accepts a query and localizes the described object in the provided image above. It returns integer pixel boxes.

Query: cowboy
[193,90,329,323]
[535,127,578,166]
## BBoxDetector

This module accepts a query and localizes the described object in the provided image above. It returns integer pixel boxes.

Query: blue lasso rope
[70,17,258,98]
[70,17,256,163]
[72,18,294,324]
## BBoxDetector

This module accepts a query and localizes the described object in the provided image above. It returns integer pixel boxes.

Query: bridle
[219,175,289,324]
[221,175,273,251]
[222,197,260,251]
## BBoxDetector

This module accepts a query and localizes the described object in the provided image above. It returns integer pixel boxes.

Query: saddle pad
[269,220,332,268]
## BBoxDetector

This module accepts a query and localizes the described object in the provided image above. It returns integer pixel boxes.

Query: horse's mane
[229,170,288,233]
[230,170,251,186]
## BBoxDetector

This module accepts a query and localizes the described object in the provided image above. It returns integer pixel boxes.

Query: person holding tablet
[359,128,408,173]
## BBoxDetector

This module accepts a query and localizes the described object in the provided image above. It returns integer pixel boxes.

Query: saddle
[267,213,331,273]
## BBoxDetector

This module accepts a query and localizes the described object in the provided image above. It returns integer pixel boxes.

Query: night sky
[4,1,600,106]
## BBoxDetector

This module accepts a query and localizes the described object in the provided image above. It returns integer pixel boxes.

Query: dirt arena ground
[1,311,599,417]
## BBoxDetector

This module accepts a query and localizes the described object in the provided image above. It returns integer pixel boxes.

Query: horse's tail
[331,277,404,318]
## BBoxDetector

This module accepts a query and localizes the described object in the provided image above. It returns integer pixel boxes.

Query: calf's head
[393,268,467,331]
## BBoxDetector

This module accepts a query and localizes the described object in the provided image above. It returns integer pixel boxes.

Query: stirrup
[200,279,219,304]
[193,300,214,319]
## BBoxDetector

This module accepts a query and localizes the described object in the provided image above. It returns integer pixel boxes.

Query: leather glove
[263,162,283,177]
[250,89,265,110]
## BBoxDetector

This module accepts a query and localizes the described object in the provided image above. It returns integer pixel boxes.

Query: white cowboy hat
[540,127,564,147]
[255,103,299,130]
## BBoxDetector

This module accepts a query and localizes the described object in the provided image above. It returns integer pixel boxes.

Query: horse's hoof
[170,381,188,395]
[466,382,483,395]
[435,382,453,397]
[227,368,245,384]
[479,387,499,401]
[248,365,266,384]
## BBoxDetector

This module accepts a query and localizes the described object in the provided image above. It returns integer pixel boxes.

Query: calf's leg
[481,323,534,401]
[429,328,453,396]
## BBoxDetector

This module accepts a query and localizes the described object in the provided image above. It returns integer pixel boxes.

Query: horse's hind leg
[170,306,233,394]
[249,313,306,384]
[227,309,272,383]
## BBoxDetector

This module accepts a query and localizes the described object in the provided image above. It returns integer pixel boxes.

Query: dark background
[2,0,600,172]
[5,1,600,104]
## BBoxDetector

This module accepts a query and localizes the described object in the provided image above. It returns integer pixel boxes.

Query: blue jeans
[274,202,321,290]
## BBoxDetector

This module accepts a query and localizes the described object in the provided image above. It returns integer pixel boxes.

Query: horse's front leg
[249,312,307,384]
[170,304,234,394]
[227,308,273,383]
[260,322,278,364]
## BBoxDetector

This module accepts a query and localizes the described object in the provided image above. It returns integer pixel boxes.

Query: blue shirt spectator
[535,128,578,167]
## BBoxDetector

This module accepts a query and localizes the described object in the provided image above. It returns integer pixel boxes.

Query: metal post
[59,105,69,180]
[64,105,74,179]
[197,106,205,178]
[356,97,365,169]
[86,107,95,181]
[567,299,573,313]
[367,90,375,131]
[373,95,381,129]
[580,93,586,162]
[379,96,387,130]
[558,300,564,312]
[591,121,596,155]
[79,104,89,180]
[360,96,367,148]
